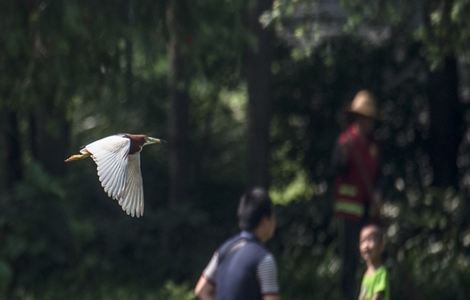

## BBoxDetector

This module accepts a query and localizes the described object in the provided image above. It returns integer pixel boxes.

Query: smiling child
[358,223,390,300]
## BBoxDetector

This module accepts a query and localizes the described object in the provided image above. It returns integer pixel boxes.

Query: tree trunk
[245,0,274,189]
[166,0,189,206]
[32,102,70,177]
[427,55,461,188]
[1,108,23,190]
[125,0,134,103]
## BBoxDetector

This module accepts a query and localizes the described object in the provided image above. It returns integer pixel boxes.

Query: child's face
[359,225,383,264]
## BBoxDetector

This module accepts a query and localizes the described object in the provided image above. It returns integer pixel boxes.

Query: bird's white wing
[85,135,130,201]
[117,153,144,217]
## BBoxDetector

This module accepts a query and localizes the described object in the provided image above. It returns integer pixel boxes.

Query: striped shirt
[203,231,279,299]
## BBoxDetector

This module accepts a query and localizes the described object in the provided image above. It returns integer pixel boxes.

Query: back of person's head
[238,187,273,231]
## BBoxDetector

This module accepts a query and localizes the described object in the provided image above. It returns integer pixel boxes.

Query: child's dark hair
[361,221,384,243]
[238,187,273,231]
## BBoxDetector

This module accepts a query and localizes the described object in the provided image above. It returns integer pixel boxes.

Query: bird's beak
[145,137,165,145]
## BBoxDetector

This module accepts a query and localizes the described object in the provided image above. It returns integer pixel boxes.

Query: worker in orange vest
[331,90,381,300]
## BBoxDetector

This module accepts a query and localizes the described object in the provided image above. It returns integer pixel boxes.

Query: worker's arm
[194,275,215,300]
[371,141,383,219]
[330,138,351,176]
[263,294,280,300]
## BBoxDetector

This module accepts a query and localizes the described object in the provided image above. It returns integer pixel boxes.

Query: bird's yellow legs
[64,150,91,162]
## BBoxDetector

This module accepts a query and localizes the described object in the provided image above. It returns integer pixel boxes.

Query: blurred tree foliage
[0,0,469,299]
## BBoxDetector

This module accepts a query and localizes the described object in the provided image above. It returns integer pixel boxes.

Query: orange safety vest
[334,124,378,221]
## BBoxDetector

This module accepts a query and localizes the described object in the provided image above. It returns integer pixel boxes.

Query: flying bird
[65,134,163,217]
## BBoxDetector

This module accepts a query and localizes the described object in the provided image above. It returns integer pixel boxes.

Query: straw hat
[348,90,378,119]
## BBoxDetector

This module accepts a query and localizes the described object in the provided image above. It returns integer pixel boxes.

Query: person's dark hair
[238,187,273,231]
[361,222,384,243]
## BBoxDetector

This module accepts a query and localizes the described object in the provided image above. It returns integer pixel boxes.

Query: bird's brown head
[126,134,163,154]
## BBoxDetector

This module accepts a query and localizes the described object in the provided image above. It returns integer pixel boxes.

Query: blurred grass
[11,281,195,300]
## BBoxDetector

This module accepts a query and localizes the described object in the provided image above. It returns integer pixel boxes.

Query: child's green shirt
[358,265,390,300]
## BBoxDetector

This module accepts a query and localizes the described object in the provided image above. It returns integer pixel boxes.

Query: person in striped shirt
[194,187,280,300]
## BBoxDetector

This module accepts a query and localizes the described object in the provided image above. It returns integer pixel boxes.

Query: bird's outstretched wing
[85,135,144,217]
[117,153,144,217]
[86,135,131,206]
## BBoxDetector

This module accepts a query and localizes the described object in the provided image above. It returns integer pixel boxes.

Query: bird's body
[65,134,162,217]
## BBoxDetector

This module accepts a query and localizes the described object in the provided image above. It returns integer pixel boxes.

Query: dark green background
[0,1,469,299]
